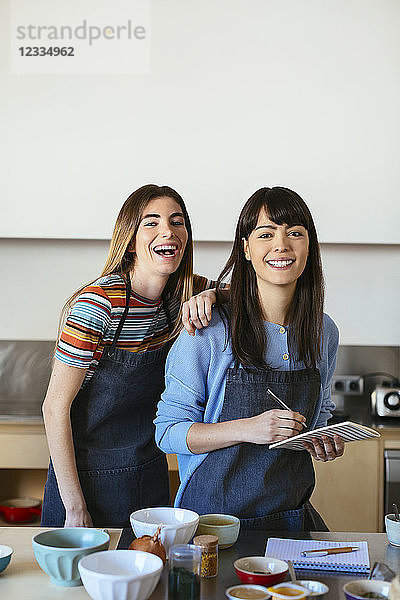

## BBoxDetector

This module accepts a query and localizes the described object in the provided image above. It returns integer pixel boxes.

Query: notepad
[265,538,370,573]
[268,421,380,451]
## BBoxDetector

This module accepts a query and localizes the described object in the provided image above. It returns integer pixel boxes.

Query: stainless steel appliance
[372,386,400,417]
[384,449,400,521]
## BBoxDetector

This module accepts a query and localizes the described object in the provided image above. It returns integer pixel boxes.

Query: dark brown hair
[217,187,324,369]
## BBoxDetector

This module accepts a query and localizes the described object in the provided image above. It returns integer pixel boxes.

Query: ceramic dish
[0,497,41,523]
[297,580,329,598]
[130,507,199,554]
[0,545,13,574]
[196,513,240,549]
[385,513,400,546]
[32,527,110,586]
[78,549,163,600]
[226,583,271,599]
[343,579,390,600]
[267,582,308,599]
[234,556,288,586]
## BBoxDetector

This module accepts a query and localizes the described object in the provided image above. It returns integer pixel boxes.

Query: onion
[129,525,166,564]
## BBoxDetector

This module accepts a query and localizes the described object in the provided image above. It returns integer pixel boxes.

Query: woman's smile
[152,243,180,260]
[265,258,296,270]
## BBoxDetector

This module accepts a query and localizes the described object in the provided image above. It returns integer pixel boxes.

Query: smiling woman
[155,186,344,531]
[41,184,222,528]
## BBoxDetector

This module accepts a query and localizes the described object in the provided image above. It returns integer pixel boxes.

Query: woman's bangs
[263,188,311,230]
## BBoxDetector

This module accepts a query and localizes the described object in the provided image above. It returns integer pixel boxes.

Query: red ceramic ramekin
[0,498,42,523]
[234,556,288,586]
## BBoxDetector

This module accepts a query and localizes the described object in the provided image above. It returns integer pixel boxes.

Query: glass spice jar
[168,544,201,600]
[193,534,218,578]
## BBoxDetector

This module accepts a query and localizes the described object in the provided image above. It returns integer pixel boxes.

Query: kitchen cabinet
[310,428,400,533]
[310,439,381,532]
[0,423,49,524]
[0,422,180,513]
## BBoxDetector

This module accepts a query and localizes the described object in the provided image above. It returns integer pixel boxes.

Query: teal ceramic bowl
[32,528,110,587]
[0,545,13,574]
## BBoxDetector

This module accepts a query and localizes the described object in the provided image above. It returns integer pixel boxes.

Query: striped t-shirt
[55,273,212,385]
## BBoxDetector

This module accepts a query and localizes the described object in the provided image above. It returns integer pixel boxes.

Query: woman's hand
[244,409,307,444]
[182,289,216,335]
[65,506,93,527]
[186,409,306,454]
[302,434,345,461]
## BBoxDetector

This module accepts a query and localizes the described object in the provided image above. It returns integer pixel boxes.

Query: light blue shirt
[155,311,339,507]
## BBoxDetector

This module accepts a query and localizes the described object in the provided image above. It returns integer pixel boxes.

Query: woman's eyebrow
[254,223,305,231]
[254,224,277,231]
[142,211,184,220]
[142,213,160,219]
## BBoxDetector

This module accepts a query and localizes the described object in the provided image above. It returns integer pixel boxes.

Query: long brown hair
[57,184,193,341]
[217,187,324,369]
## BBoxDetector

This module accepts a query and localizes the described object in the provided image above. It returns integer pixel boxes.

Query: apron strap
[162,291,173,334]
[108,273,131,354]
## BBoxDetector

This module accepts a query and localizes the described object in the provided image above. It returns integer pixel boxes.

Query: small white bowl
[78,550,163,600]
[385,513,400,546]
[298,580,329,598]
[130,507,199,554]
[226,583,271,599]
[343,579,390,600]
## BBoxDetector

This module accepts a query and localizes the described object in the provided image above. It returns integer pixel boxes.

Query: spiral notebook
[268,421,380,451]
[265,538,370,573]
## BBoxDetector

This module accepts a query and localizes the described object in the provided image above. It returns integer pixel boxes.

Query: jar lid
[193,534,218,549]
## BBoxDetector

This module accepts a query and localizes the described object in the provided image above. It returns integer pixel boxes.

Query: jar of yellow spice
[193,534,218,578]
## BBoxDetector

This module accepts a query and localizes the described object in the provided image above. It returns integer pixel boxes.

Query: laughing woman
[155,187,344,531]
[41,184,223,528]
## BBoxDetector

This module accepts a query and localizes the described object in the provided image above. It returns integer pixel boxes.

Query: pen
[266,388,307,429]
[301,546,359,557]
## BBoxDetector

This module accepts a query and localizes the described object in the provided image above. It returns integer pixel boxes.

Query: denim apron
[41,275,170,527]
[180,367,328,531]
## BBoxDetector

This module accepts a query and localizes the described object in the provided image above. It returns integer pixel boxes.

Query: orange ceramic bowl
[234,556,288,586]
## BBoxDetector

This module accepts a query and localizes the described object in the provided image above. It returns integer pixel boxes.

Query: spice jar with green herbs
[193,534,218,578]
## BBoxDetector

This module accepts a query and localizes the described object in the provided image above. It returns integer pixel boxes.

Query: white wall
[1,239,399,345]
[1,0,400,242]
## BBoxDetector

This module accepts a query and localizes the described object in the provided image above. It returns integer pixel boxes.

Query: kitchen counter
[0,526,398,599]
[121,528,397,599]
[0,527,122,599]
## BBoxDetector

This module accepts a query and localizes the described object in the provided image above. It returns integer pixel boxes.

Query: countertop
[0,527,122,599]
[0,527,399,599]
[120,528,398,599]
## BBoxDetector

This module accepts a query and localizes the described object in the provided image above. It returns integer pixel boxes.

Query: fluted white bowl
[130,507,199,554]
[78,550,163,600]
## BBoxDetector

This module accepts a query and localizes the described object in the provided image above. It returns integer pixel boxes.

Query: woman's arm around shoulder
[182,275,230,335]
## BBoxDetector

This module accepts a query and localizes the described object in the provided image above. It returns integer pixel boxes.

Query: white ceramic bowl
[78,550,163,600]
[385,513,400,546]
[130,507,199,553]
[297,580,329,598]
[343,579,390,600]
[226,583,271,599]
